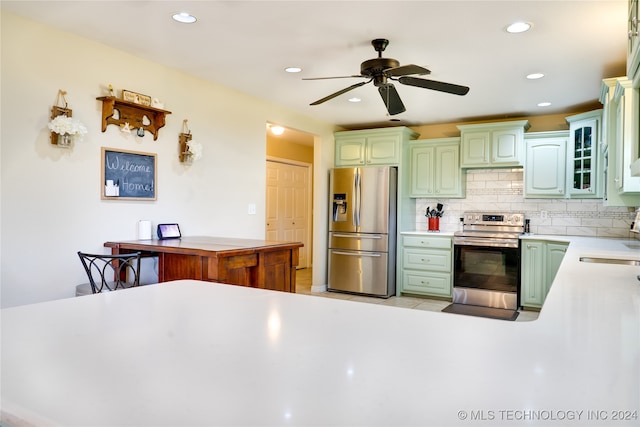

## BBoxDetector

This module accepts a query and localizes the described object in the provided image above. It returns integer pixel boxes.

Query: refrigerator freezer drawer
[327,249,393,297]
[328,232,388,252]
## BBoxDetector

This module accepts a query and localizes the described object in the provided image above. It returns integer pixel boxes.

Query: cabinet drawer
[403,248,451,272]
[403,235,452,249]
[402,271,452,297]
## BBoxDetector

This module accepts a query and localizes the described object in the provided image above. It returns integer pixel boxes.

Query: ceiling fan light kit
[305,38,469,116]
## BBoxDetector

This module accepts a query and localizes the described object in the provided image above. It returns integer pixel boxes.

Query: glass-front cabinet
[628,0,640,77]
[565,110,602,198]
[571,124,593,192]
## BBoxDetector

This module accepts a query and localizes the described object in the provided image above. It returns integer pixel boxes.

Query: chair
[77,251,142,294]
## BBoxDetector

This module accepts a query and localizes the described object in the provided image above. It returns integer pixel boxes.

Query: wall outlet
[540,210,548,219]
[248,203,256,215]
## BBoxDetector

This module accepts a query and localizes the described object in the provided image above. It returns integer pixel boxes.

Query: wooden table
[105,236,303,292]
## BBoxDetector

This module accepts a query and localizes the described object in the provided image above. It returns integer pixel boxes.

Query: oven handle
[454,238,519,248]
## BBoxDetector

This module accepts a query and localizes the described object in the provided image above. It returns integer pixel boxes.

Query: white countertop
[2,236,639,426]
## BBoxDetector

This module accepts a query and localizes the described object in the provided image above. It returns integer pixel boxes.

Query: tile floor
[295,268,540,322]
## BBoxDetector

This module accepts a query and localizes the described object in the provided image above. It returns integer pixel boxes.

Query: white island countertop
[2,236,639,426]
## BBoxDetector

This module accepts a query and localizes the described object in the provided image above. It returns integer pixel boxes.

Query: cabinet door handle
[629,30,639,40]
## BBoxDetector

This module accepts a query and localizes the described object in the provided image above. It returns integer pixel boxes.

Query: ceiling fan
[305,38,470,115]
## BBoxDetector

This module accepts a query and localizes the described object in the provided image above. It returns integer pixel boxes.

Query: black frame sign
[101,147,157,200]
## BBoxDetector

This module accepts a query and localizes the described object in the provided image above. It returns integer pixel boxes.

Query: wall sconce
[179,119,203,163]
[48,89,87,148]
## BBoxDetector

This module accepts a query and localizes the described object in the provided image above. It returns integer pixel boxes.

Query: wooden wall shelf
[96,96,172,141]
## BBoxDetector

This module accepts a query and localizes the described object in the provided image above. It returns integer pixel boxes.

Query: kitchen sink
[579,256,640,266]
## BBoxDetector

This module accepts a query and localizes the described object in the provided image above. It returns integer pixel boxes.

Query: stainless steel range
[453,212,524,310]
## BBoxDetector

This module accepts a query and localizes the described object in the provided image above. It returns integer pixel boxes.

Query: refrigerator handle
[353,169,361,227]
[332,233,383,239]
[331,250,382,257]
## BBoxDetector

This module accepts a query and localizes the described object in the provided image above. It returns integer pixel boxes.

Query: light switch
[248,204,257,215]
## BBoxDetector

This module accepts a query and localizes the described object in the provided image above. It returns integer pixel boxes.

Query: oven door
[453,242,520,294]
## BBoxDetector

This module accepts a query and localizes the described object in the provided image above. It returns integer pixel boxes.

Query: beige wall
[409,109,602,139]
[0,12,335,308]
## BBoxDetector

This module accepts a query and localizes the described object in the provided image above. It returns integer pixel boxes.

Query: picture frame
[122,89,152,107]
[101,147,157,201]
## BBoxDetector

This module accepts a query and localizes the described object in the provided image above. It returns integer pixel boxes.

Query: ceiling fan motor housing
[361,57,400,86]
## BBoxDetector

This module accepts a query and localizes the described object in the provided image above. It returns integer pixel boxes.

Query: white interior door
[266,160,311,268]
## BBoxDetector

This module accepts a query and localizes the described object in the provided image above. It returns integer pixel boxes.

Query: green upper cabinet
[457,120,530,168]
[565,110,602,198]
[334,136,366,166]
[334,127,419,167]
[409,138,465,198]
[627,0,640,78]
[524,131,568,198]
[600,78,640,206]
[626,0,640,178]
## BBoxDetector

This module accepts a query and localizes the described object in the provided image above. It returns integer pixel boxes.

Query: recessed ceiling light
[348,97,361,103]
[172,12,197,24]
[284,67,302,73]
[506,21,532,33]
[270,126,285,135]
[537,102,551,107]
[527,73,545,80]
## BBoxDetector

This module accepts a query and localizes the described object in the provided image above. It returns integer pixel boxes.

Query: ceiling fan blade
[387,64,430,77]
[399,76,470,96]
[303,75,365,80]
[310,80,369,105]
[378,83,406,115]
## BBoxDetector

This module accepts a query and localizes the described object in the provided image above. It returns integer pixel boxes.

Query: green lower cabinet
[521,240,568,309]
[400,234,453,298]
[402,271,451,296]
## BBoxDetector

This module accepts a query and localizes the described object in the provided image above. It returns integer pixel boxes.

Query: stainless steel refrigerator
[327,166,397,297]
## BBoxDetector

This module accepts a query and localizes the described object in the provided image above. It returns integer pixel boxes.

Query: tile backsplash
[414,168,638,238]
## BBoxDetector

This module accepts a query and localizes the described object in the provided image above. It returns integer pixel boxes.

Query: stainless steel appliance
[327,166,397,297]
[453,212,524,310]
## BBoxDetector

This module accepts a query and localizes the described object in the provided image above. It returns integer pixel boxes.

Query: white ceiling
[2,1,628,132]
